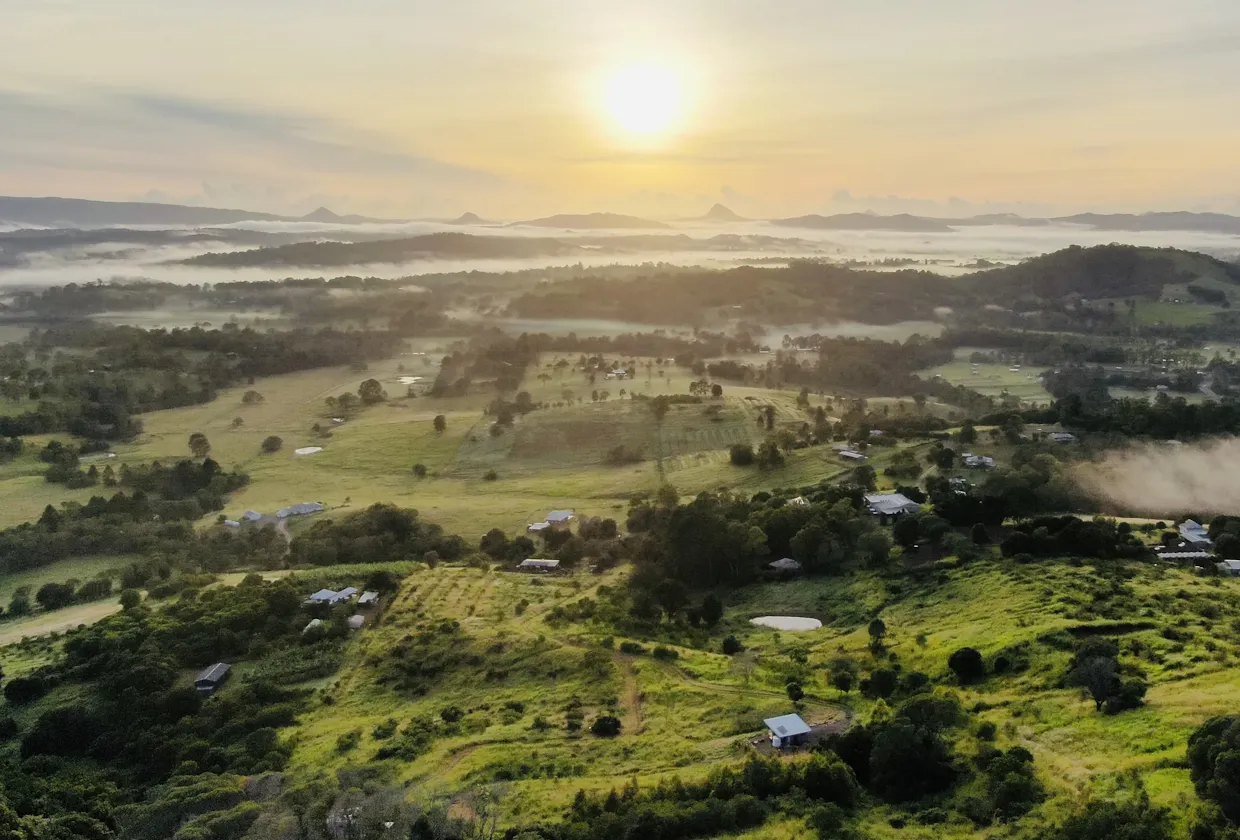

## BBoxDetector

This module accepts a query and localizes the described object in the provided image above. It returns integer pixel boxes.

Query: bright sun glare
[605,64,681,135]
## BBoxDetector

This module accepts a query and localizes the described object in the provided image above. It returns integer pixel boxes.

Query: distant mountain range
[771,213,955,233]
[511,213,670,230]
[0,196,395,226]
[7,194,1240,238]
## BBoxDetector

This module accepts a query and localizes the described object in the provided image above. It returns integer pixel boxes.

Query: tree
[830,669,855,694]
[654,579,689,620]
[729,444,755,466]
[858,531,891,567]
[188,432,211,458]
[701,593,724,626]
[786,681,805,702]
[1070,656,1119,711]
[1039,799,1172,840]
[948,647,986,684]
[959,420,977,445]
[358,378,387,405]
[867,617,887,646]
[869,719,957,802]
[36,582,75,611]
[261,436,283,454]
[480,528,510,560]
[412,463,428,478]
[242,390,264,404]
[231,416,244,428]
[970,523,991,545]
[851,465,877,491]
[711,383,723,398]
[1188,716,1240,823]
[756,440,785,469]
[722,635,744,655]
[433,414,447,433]
[892,515,921,549]
[119,589,142,611]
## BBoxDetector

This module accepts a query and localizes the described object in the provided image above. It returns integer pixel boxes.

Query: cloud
[0,87,507,216]
[1073,438,1240,517]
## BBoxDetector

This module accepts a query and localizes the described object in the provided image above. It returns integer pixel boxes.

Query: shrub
[335,729,362,754]
[4,676,49,707]
[260,436,283,454]
[722,635,744,655]
[483,470,499,482]
[729,444,755,466]
[948,647,986,684]
[440,706,464,724]
[652,646,679,661]
[976,721,997,741]
[618,641,645,655]
[590,715,622,738]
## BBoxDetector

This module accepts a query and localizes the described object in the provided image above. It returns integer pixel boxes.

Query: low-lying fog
[1075,438,1240,517]
[1,219,1239,290]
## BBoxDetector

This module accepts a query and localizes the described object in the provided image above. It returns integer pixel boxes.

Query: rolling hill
[771,212,955,233]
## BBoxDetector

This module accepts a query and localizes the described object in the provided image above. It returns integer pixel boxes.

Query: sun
[605,64,681,135]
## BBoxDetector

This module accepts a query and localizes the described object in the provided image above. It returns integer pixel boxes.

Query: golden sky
[2,0,1240,218]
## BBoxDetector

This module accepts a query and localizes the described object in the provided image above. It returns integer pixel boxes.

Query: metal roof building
[864,492,921,518]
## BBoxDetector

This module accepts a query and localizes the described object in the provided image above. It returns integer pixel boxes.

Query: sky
[2,0,1240,219]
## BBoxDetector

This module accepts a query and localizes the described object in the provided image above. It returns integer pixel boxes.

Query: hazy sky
[3,0,1240,218]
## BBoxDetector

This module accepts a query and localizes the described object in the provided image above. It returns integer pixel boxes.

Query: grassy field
[0,554,129,604]
[0,354,900,536]
[249,552,1240,835]
[924,349,1053,405]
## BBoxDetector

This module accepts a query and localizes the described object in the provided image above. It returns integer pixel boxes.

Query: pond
[750,616,822,631]
[293,446,323,456]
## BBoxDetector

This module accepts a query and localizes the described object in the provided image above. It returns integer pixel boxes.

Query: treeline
[0,323,402,440]
[0,494,287,576]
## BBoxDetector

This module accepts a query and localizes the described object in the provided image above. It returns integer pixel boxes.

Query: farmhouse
[518,558,561,572]
[1179,520,1213,548]
[305,587,358,606]
[769,557,802,573]
[194,662,231,695]
[764,713,812,750]
[546,510,575,525]
[864,492,921,522]
[277,501,325,519]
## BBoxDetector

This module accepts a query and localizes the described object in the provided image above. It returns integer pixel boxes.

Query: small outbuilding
[277,501,325,519]
[786,496,810,508]
[837,449,867,461]
[242,510,263,522]
[546,510,575,525]
[223,519,241,528]
[769,557,803,573]
[195,662,231,695]
[302,618,323,634]
[1218,559,1240,577]
[527,522,551,533]
[1049,432,1076,443]
[518,558,561,573]
[347,615,365,630]
[764,713,812,750]
[358,591,380,607]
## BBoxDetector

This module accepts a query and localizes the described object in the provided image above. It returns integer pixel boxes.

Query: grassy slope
[268,556,1240,836]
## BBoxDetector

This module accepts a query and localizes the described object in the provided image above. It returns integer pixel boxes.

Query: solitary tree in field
[433,415,446,433]
[711,383,723,398]
[261,435,283,454]
[868,617,887,648]
[358,378,387,405]
[241,390,264,404]
[188,432,211,459]
[232,417,244,428]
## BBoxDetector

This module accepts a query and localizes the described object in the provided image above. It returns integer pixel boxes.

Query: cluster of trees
[1000,516,1149,561]
[5,575,116,619]
[0,578,344,835]
[429,332,542,396]
[0,322,402,441]
[1064,637,1148,714]
[288,503,467,566]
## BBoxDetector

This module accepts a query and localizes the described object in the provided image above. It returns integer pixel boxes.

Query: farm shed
[1218,559,1240,577]
[518,558,561,573]
[546,510,575,525]
[769,557,803,573]
[1179,520,1213,548]
[358,591,380,607]
[764,713,811,749]
[864,492,921,522]
[195,662,231,695]
[347,615,365,630]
